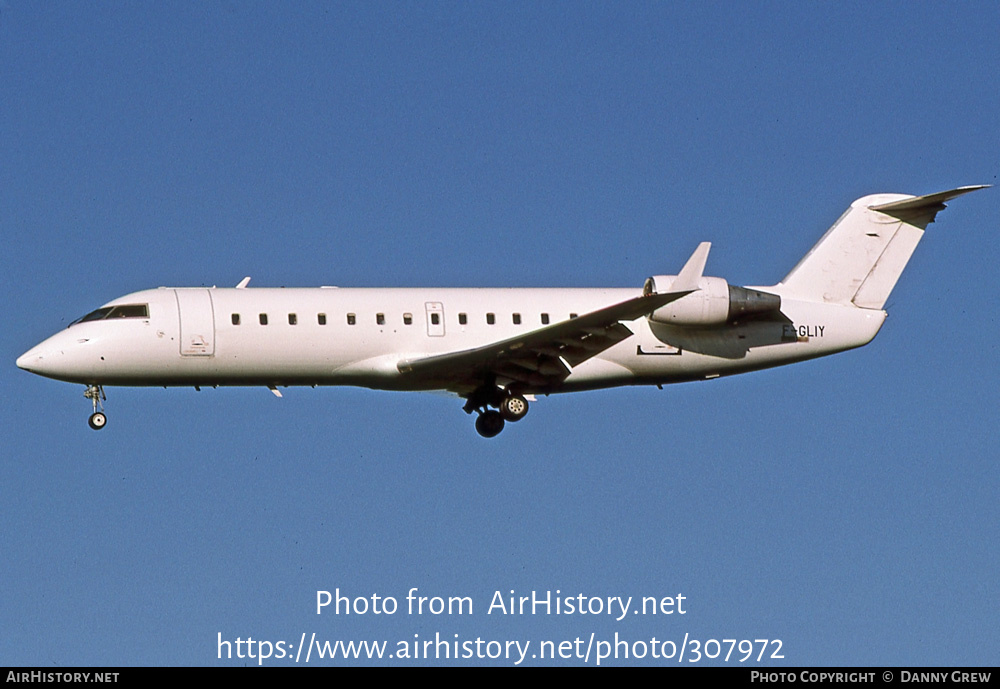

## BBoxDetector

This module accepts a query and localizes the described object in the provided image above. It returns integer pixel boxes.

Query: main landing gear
[464,384,530,438]
[84,385,107,430]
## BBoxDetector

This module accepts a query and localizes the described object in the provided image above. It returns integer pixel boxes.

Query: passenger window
[318,313,327,325]
[458,313,467,325]
[347,313,356,325]
[377,313,385,325]
[403,313,413,325]
[232,314,241,326]
[288,313,297,325]
[259,313,268,325]
[431,313,440,325]
[486,313,495,325]
[513,313,521,325]
[541,313,550,325]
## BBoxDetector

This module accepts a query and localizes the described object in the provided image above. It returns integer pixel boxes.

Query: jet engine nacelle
[643,276,781,326]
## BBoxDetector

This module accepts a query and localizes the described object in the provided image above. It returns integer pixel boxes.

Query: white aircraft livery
[17,186,986,437]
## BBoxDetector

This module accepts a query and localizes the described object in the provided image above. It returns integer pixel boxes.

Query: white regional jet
[17,186,986,437]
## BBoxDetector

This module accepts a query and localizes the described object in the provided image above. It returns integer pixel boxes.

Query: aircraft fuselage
[17,285,884,392]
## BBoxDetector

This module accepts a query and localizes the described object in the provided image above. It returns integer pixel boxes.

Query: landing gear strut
[464,384,530,437]
[85,385,107,430]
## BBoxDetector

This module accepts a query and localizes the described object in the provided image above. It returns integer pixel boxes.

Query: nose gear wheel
[84,385,107,431]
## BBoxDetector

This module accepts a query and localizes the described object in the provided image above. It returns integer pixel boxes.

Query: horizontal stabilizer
[869,185,989,223]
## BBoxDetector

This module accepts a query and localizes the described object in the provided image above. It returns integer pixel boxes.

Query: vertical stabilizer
[779,186,986,308]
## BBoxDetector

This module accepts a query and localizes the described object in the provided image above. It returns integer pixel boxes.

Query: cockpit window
[70,304,149,327]
[72,307,113,325]
[107,304,149,319]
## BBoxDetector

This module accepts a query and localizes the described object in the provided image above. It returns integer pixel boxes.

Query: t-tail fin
[778,185,987,309]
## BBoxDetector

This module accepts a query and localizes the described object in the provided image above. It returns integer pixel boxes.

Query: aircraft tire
[500,395,529,422]
[88,412,107,430]
[475,410,505,438]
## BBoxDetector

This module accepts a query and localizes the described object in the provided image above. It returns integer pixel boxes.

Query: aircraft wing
[396,290,689,394]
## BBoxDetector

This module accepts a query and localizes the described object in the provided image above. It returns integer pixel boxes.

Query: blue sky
[2,2,997,666]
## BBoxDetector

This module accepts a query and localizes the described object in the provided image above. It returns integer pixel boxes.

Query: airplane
[16,185,986,437]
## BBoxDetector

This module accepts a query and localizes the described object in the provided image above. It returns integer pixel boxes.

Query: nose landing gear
[84,385,107,430]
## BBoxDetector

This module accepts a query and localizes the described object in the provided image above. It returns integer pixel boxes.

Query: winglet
[671,242,711,292]
[236,277,251,289]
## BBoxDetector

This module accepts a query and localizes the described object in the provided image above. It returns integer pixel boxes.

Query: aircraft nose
[16,347,41,371]
[16,338,73,379]
[16,332,100,383]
